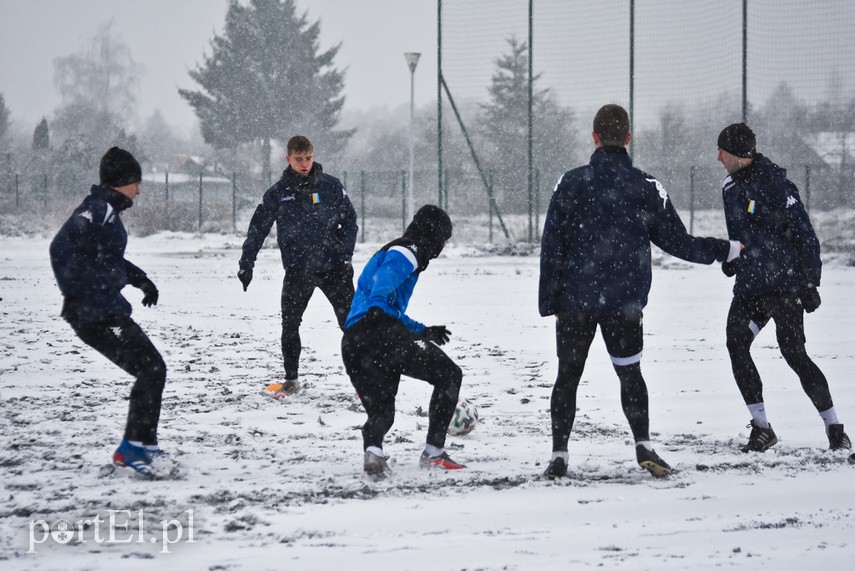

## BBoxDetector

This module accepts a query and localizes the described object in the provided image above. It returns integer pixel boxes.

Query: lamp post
[404,52,421,224]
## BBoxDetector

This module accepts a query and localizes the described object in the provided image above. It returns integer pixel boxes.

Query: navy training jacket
[539,146,730,318]
[49,185,148,325]
[239,163,358,274]
[721,154,821,295]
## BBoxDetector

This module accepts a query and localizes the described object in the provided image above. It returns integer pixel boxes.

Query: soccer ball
[447,399,479,436]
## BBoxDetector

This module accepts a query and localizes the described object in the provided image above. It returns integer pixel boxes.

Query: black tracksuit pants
[280,263,354,379]
[72,315,167,445]
[726,292,833,412]
[551,313,650,452]
[341,314,462,451]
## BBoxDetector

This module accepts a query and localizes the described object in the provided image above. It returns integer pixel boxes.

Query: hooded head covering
[403,204,452,263]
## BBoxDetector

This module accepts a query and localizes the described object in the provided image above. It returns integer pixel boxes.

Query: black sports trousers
[72,315,167,445]
[726,292,833,412]
[551,312,650,452]
[280,262,354,379]
[341,313,462,451]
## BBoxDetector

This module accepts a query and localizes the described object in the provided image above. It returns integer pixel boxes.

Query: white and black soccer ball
[447,399,479,436]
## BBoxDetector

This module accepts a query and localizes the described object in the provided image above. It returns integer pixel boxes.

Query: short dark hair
[593,104,630,145]
[287,135,313,156]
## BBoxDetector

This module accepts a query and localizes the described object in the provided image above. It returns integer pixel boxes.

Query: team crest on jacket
[646,178,669,207]
[786,195,797,208]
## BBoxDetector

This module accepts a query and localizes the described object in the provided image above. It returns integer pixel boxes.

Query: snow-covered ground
[1,231,853,570]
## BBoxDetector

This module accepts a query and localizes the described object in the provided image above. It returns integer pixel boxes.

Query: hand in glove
[800,287,821,313]
[721,260,737,277]
[140,278,159,307]
[423,325,451,346]
[238,268,252,291]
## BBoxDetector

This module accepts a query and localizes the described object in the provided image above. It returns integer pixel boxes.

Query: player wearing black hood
[341,205,464,478]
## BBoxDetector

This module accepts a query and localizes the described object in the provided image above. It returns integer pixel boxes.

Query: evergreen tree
[32,118,50,151]
[179,0,351,184]
[0,93,10,147]
[478,36,578,213]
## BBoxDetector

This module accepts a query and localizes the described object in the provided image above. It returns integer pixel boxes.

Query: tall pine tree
[478,37,578,213]
[179,0,351,183]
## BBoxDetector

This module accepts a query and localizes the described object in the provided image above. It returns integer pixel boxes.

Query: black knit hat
[717,123,756,158]
[99,146,142,187]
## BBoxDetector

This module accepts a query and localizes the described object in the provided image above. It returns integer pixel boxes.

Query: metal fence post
[488,172,494,243]
[804,163,811,214]
[360,170,366,243]
[689,165,696,234]
[232,171,237,232]
[401,170,407,231]
[359,170,366,243]
[15,173,19,211]
[43,173,48,208]
[165,171,169,203]
[534,168,541,238]
[198,172,203,231]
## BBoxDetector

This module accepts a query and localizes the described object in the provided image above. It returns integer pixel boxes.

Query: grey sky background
[0,0,437,134]
[2,1,853,139]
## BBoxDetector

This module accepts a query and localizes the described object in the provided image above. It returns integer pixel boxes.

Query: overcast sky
[0,0,437,134]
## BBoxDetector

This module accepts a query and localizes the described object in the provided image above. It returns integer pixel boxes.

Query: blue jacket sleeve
[367,250,426,334]
[240,188,278,270]
[646,178,729,264]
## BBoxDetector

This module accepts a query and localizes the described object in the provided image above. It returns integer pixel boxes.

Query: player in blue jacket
[49,147,168,479]
[238,136,358,395]
[342,205,463,478]
[539,104,741,479]
[716,123,850,452]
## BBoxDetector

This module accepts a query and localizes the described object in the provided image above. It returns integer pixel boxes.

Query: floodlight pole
[405,52,421,225]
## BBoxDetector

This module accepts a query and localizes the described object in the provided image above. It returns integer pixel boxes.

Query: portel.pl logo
[28,509,195,553]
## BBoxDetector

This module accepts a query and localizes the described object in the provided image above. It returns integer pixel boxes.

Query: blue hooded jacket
[239,162,358,274]
[49,185,148,325]
[539,147,730,318]
[721,154,821,295]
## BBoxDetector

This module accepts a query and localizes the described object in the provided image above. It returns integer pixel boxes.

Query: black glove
[721,260,737,277]
[423,325,451,346]
[800,287,821,313]
[238,268,252,291]
[140,278,159,307]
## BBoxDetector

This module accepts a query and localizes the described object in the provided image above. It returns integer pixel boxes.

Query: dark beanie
[717,123,756,158]
[99,146,142,187]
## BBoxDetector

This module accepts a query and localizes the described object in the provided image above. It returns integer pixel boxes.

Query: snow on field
[1,231,853,570]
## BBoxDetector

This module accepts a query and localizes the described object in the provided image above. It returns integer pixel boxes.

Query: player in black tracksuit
[49,147,167,479]
[341,205,464,478]
[238,136,358,395]
[716,123,851,452]
[539,105,741,479]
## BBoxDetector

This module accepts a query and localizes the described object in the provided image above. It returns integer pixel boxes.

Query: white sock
[551,451,569,461]
[819,407,840,428]
[747,403,770,428]
[365,446,384,458]
[128,440,144,448]
[423,444,443,458]
[635,440,654,451]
